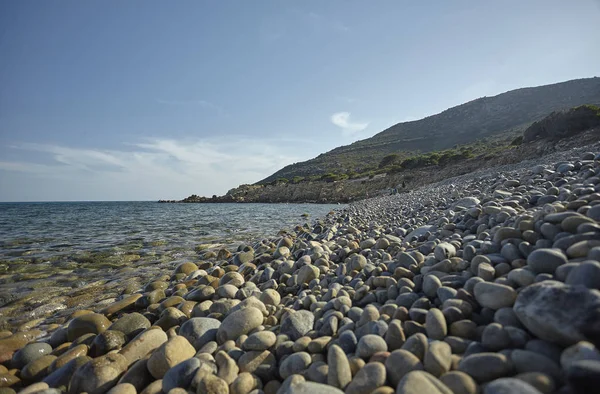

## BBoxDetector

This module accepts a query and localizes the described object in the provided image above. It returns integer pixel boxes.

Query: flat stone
[11,342,52,369]
[514,372,555,394]
[395,370,453,394]
[526,249,567,275]
[67,313,111,342]
[116,358,153,393]
[197,374,229,394]
[43,355,91,389]
[68,353,128,394]
[425,308,447,340]
[483,378,543,394]
[217,307,263,343]
[458,353,512,383]
[147,335,196,379]
[279,380,344,394]
[280,310,315,341]
[511,349,562,382]
[101,294,142,317]
[356,334,387,359]
[119,328,168,366]
[238,350,277,381]
[566,261,600,289]
[474,282,517,310]
[21,354,57,381]
[513,281,600,347]
[243,330,276,351]
[385,349,423,387]
[327,344,352,389]
[297,265,320,284]
[345,362,386,394]
[279,352,312,380]
[179,317,221,350]
[439,371,478,394]
[424,341,452,377]
[89,330,127,357]
[109,313,151,339]
[161,357,200,392]
[561,341,600,370]
[106,383,137,394]
[566,359,600,393]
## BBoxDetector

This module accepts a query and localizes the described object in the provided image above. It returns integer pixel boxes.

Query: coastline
[1,143,600,393]
[161,127,600,205]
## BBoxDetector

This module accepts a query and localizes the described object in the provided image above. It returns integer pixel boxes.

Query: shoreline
[161,127,600,205]
[1,144,600,393]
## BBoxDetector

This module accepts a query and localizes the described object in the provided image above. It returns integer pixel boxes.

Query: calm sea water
[0,202,343,267]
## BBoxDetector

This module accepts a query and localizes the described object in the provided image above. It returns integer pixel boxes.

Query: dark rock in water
[11,342,52,369]
[513,281,600,347]
[0,292,19,308]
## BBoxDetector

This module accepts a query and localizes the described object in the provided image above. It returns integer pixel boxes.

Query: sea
[0,202,343,289]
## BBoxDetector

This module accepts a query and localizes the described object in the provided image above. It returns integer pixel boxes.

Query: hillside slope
[260,77,600,183]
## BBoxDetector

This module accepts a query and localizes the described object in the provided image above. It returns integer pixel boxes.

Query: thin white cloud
[330,112,369,135]
[1,138,303,201]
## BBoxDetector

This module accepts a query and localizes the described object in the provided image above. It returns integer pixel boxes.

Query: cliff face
[225,175,399,203]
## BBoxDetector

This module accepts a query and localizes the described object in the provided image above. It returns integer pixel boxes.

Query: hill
[259,77,600,183]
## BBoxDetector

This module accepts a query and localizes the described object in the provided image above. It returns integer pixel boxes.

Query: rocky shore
[2,145,600,394]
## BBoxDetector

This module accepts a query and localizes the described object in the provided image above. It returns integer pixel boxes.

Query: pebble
[217,306,264,344]
[179,317,221,350]
[483,378,543,394]
[11,342,52,370]
[280,310,315,341]
[327,345,352,389]
[473,282,517,310]
[514,280,600,346]
[147,335,196,379]
[66,313,111,342]
[439,371,478,394]
[68,353,128,394]
[526,249,568,275]
[279,352,312,380]
[458,353,512,383]
[356,334,387,359]
[385,349,423,387]
[109,312,151,339]
[345,362,386,394]
[119,328,168,366]
[395,370,453,394]
[425,309,447,340]
[424,341,452,377]
[161,357,200,392]
[566,359,600,393]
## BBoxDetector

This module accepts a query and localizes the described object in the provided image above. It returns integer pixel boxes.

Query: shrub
[379,153,401,168]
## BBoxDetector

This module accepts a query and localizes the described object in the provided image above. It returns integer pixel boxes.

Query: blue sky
[1,0,599,201]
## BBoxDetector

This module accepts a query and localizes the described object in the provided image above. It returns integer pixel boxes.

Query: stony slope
[261,77,600,183]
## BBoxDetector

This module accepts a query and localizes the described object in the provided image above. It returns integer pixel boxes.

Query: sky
[1,1,599,201]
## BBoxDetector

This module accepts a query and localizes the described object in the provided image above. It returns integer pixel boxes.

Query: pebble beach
[2,145,600,394]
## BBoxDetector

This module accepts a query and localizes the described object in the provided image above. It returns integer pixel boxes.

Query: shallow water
[0,201,342,286]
